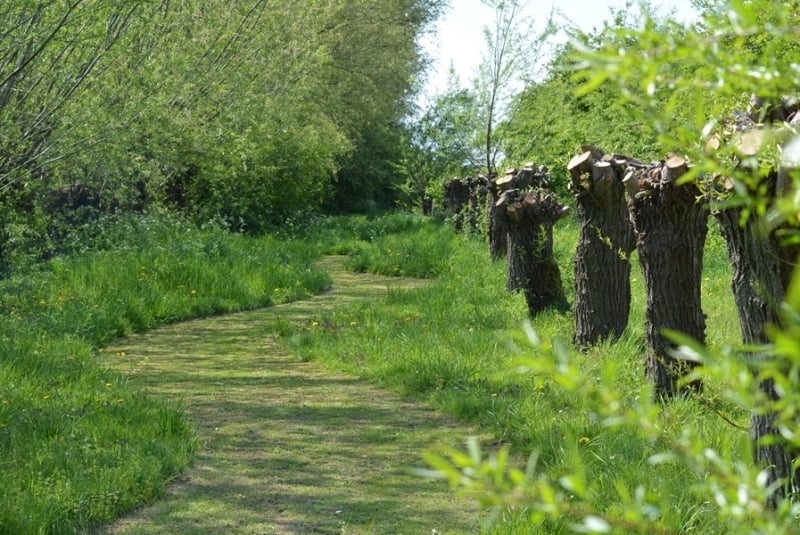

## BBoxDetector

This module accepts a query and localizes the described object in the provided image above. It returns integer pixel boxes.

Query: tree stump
[626,156,708,398]
[714,199,794,504]
[710,106,800,504]
[467,175,489,234]
[443,177,471,231]
[495,188,570,315]
[488,164,551,260]
[443,176,488,233]
[568,147,637,349]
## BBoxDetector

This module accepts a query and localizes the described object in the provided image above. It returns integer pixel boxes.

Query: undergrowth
[0,210,329,534]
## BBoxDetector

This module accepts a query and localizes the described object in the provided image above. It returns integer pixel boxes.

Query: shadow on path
[96,257,481,535]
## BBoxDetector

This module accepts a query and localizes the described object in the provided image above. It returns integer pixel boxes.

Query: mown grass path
[97,257,481,535]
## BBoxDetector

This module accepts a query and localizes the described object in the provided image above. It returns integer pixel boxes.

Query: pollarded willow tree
[625,155,708,398]
[566,0,800,513]
[567,146,636,349]
[494,186,570,315]
[705,97,800,503]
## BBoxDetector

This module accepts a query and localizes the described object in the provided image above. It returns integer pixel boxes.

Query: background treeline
[0,0,442,274]
[409,0,792,203]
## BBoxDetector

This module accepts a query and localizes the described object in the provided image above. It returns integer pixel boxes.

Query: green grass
[279,215,749,533]
[95,256,481,534]
[0,209,752,533]
[0,212,330,534]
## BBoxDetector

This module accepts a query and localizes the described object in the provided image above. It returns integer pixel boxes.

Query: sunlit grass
[280,215,746,533]
[0,212,330,534]
[0,209,747,533]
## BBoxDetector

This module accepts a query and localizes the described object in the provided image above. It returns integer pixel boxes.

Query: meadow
[280,212,748,534]
[0,211,330,534]
[0,209,746,533]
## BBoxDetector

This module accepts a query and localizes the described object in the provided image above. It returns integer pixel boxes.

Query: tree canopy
[0,0,444,252]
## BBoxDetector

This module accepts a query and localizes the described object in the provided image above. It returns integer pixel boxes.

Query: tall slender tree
[475,0,553,175]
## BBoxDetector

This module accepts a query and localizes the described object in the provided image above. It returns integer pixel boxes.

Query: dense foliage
[0,0,443,274]
[4,0,800,532]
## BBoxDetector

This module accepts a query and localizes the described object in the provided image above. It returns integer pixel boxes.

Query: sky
[421,0,699,97]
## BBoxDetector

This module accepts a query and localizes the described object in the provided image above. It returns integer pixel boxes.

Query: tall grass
[282,215,747,533]
[0,208,746,533]
[0,211,330,534]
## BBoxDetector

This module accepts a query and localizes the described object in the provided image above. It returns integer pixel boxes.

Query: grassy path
[97,257,481,535]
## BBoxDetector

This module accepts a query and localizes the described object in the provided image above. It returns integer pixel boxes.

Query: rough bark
[714,203,794,504]
[488,177,507,261]
[467,175,489,234]
[569,147,637,348]
[496,188,569,315]
[627,157,708,398]
[443,176,488,233]
[443,177,471,231]
[488,164,551,260]
[712,110,800,503]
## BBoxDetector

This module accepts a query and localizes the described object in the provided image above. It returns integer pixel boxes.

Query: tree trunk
[488,178,507,261]
[725,109,800,504]
[489,165,552,260]
[496,188,570,315]
[443,176,488,233]
[627,156,707,398]
[714,203,795,504]
[443,178,470,231]
[776,164,799,289]
[467,175,489,235]
[569,148,637,348]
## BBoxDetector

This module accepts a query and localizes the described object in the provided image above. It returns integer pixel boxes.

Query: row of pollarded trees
[444,165,570,316]
[443,98,799,503]
[569,147,706,397]
[567,97,800,503]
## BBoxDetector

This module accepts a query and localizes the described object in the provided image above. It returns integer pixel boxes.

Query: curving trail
[97,257,481,535]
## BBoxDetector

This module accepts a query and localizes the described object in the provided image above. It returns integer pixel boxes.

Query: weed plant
[0,211,330,534]
[282,215,746,533]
